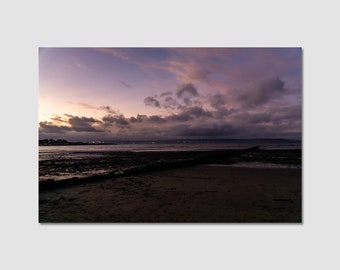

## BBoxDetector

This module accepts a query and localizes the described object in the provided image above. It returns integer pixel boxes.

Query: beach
[39,164,301,223]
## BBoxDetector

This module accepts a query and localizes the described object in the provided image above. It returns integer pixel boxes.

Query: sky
[39,48,302,141]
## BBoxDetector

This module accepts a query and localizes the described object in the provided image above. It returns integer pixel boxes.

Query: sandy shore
[39,165,301,223]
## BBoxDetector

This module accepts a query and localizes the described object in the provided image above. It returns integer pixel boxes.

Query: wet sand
[39,165,301,223]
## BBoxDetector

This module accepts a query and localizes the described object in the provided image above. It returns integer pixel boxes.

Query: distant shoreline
[39,139,116,146]
[39,138,301,146]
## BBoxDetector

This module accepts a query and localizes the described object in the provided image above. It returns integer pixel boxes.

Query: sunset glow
[39,48,302,141]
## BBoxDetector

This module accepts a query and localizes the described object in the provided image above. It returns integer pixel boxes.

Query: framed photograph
[39,48,302,223]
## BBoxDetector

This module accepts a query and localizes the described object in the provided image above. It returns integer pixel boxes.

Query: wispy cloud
[74,63,92,71]
[94,48,130,61]
[238,77,286,107]
[120,81,133,88]
[39,121,72,134]
[77,103,98,110]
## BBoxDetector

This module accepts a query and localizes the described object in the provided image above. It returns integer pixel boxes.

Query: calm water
[39,140,301,160]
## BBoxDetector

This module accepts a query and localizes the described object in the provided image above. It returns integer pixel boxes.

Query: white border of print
[2,0,339,269]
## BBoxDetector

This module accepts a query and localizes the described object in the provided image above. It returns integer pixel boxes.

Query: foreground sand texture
[39,165,301,223]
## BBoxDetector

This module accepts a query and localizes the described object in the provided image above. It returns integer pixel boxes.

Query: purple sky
[39,48,302,141]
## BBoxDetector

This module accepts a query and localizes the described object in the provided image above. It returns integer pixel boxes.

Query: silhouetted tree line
[39,139,85,146]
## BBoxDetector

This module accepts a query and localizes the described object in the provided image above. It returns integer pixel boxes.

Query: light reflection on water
[204,162,301,169]
[39,142,301,161]
[39,141,301,181]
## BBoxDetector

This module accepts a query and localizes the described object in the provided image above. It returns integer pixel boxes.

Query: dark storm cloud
[129,114,148,123]
[102,114,129,126]
[178,124,238,137]
[50,115,68,124]
[222,103,302,139]
[165,96,174,102]
[102,115,116,124]
[271,105,302,126]
[129,117,139,123]
[99,105,117,114]
[212,108,236,119]
[180,106,213,118]
[144,96,161,108]
[227,105,300,130]
[177,83,199,98]
[68,116,103,132]
[235,112,272,124]
[144,83,201,110]
[39,121,72,133]
[40,115,104,135]
[163,96,178,109]
[239,77,286,106]
[165,106,213,122]
[102,105,214,128]
[277,105,301,120]
[177,83,199,106]
[149,115,166,123]
[160,91,173,97]
[228,104,301,128]
[247,113,272,124]
[116,116,129,126]
[209,93,228,109]
[40,105,301,140]
[166,113,191,122]
[40,86,301,140]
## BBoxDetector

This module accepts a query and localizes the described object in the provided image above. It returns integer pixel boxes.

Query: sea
[39,139,301,182]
